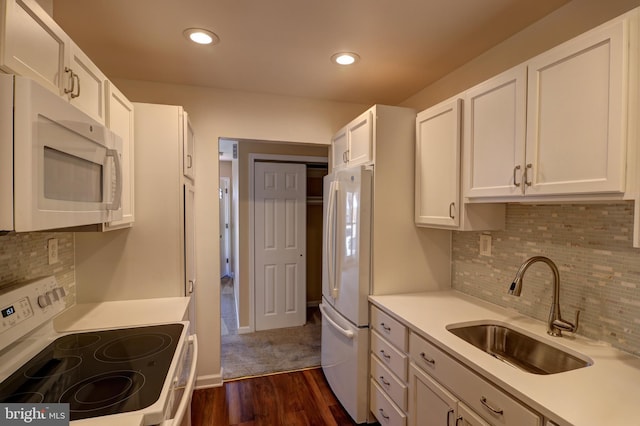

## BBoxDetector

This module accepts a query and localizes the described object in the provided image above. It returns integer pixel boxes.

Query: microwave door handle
[105,148,122,211]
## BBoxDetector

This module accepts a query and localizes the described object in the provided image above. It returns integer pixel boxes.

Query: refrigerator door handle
[319,304,354,339]
[325,180,339,299]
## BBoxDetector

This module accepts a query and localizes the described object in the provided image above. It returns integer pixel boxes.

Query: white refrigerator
[320,165,373,424]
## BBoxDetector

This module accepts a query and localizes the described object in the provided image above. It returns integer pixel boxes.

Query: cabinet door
[183,112,195,181]
[464,65,527,198]
[0,0,68,95]
[347,110,373,166]
[458,402,491,426]
[68,41,107,124]
[415,98,461,227]
[184,182,197,332]
[525,17,627,196]
[104,82,134,229]
[408,363,457,426]
[331,126,348,170]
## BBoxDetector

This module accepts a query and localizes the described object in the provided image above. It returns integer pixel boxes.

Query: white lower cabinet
[371,380,407,426]
[409,331,542,426]
[370,305,409,425]
[408,363,457,426]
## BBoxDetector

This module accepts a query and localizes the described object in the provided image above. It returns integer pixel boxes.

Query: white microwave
[0,74,122,232]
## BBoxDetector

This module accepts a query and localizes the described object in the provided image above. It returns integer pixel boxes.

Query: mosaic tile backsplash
[452,202,640,356]
[0,232,75,306]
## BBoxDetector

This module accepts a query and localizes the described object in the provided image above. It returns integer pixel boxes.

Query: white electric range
[0,276,197,426]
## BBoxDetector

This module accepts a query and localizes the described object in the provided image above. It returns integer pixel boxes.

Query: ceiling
[52,0,570,105]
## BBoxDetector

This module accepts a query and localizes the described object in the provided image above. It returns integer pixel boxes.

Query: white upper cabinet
[331,127,348,169]
[464,10,635,202]
[183,112,196,181]
[464,65,527,198]
[0,0,66,95]
[347,110,373,166]
[415,98,461,228]
[525,18,627,196]
[331,109,373,170]
[68,41,108,124]
[0,0,107,124]
[103,82,135,230]
[416,97,505,230]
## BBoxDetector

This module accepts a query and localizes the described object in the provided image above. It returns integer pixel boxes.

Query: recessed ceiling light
[331,52,360,66]
[183,28,220,45]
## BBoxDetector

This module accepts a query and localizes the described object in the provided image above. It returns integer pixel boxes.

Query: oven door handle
[170,334,198,426]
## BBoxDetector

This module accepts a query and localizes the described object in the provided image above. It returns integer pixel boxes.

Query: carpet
[220,277,321,380]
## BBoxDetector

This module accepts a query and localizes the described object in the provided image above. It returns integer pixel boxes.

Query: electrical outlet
[479,234,492,256]
[48,238,58,265]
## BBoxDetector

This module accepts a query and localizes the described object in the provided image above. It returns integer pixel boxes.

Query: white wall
[110,79,366,387]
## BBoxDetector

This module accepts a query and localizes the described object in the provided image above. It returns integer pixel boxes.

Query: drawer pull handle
[420,352,435,365]
[379,350,391,360]
[380,322,391,332]
[378,408,389,420]
[379,376,390,386]
[480,396,504,415]
[455,416,463,426]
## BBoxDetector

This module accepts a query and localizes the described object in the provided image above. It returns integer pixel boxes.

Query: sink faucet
[508,256,580,337]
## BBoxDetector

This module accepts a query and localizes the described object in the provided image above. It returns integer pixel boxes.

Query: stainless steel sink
[447,322,592,375]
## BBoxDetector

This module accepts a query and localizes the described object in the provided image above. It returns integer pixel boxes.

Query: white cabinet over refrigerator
[321,105,452,425]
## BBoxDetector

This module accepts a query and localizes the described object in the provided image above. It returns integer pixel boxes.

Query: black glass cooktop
[0,323,184,421]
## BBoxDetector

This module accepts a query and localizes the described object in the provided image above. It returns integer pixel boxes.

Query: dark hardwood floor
[191,367,378,426]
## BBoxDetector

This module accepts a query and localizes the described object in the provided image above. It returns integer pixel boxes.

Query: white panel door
[219,177,231,278]
[254,162,306,331]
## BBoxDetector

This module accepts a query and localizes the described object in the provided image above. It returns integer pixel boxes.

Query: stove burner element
[0,323,184,421]
[55,334,101,350]
[24,355,82,379]
[95,333,173,363]
[59,370,145,414]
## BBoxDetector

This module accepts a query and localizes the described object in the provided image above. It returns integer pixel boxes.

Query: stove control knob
[37,294,52,308]
[56,287,66,298]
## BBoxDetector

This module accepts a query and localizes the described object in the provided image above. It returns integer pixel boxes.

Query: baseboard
[195,371,224,389]
[307,300,321,308]
[237,325,252,334]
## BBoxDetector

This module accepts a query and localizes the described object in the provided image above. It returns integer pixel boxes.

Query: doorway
[218,140,328,379]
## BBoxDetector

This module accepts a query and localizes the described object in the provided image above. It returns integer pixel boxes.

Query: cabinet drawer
[409,332,541,426]
[371,305,408,351]
[371,330,408,381]
[371,354,408,411]
[370,380,407,426]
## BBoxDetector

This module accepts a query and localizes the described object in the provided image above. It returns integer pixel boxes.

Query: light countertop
[53,297,190,332]
[369,290,640,426]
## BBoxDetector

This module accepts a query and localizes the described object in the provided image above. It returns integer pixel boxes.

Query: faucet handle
[552,310,580,333]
